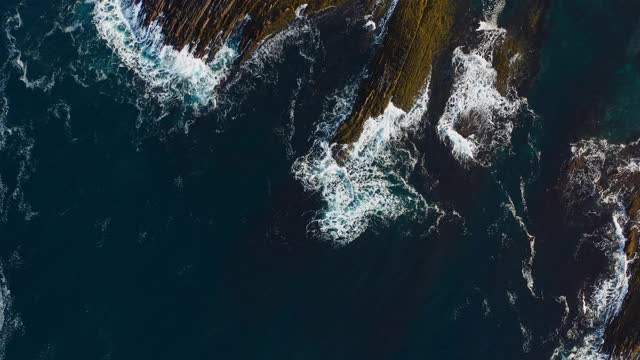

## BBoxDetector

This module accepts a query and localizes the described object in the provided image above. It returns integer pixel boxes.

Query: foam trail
[293,83,430,244]
[437,1,523,166]
[92,0,236,109]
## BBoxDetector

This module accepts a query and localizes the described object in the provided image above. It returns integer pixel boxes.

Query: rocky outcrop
[335,0,549,144]
[333,0,461,144]
[564,139,640,358]
[138,0,377,59]
[136,0,548,147]
[603,150,640,358]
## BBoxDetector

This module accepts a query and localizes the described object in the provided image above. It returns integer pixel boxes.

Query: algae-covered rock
[334,0,461,144]
[493,0,548,96]
[138,0,358,59]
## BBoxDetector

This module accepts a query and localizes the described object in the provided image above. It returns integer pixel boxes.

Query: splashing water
[437,1,524,166]
[292,83,430,245]
[92,0,236,110]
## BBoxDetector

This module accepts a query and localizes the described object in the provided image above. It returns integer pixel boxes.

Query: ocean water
[0,0,639,359]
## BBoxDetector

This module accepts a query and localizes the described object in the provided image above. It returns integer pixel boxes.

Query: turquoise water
[0,0,638,359]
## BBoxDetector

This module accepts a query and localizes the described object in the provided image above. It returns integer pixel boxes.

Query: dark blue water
[0,0,639,359]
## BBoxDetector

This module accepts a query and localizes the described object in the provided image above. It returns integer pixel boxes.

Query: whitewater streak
[92,0,236,110]
[292,84,430,245]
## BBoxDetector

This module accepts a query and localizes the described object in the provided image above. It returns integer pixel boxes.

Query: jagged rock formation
[138,0,374,59]
[137,0,548,146]
[334,0,461,143]
[133,1,640,357]
[335,0,549,144]
[602,142,640,358]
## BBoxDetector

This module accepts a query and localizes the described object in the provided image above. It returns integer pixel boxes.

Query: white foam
[292,84,430,244]
[92,0,236,110]
[503,194,537,297]
[237,20,318,83]
[521,323,533,353]
[371,0,398,43]
[556,213,631,359]
[437,46,521,165]
[295,4,309,18]
[3,8,57,92]
[364,20,377,31]
[0,9,37,223]
[437,1,523,166]
[555,138,639,359]
[556,295,570,324]
[479,0,506,31]
[0,265,20,360]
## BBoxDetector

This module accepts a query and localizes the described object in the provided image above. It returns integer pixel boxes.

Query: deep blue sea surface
[0,0,639,359]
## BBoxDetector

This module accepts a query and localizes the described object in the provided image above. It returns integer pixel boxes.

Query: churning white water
[292,84,430,244]
[93,0,236,110]
[437,0,523,166]
[553,139,639,359]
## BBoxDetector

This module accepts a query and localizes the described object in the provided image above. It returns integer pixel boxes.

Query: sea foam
[93,0,236,110]
[437,0,523,166]
[292,84,430,244]
[553,139,639,359]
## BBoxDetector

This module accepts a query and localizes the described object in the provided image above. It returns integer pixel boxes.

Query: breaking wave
[92,0,236,110]
[437,1,524,166]
[292,84,430,245]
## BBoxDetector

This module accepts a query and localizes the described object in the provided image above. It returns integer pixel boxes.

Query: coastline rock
[136,0,548,148]
[604,166,640,358]
[137,0,380,59]
[564,139,640,358]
